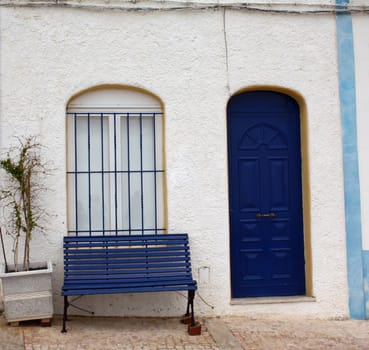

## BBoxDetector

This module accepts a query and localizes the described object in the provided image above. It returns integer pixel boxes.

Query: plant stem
[0,227,9,272]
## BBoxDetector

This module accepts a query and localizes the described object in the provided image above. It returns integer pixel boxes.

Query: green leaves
[0,158,22,182]
[0,136,45,271]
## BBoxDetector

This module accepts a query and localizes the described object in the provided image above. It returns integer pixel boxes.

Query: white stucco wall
[353,14,369,251]
[0,2,348,319]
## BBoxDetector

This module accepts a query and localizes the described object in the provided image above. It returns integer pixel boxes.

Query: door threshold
[231,295,316,305]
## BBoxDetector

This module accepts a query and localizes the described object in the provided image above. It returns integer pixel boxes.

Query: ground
[1,314,369,349]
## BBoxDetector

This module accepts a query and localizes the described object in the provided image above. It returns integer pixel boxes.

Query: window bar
[74,113,79,236]
[67,169,162,175]
[68,228,166,235]
[114,113,118,236]
[87,113,92,236]
[68,111,165,237]
[101,113,105,236]
[139,113,144,235]
[127,114,132,235]
[153,113,158,235]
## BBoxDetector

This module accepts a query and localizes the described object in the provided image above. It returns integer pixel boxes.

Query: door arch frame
[226,85,312,297]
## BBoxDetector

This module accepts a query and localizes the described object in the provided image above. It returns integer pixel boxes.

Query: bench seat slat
[65,272,193,281]
[64,243,188,249]
[64,284,194,291]
[64,269,192,276]
[64,280,193,286]
[64,280,194,286]
[64,251,189,260]
[63,285,196,292]
[64,264,191,269]
[63,285,197,296]
[64,234,188,242]
[64,268,191,276]
[64,278,193,284]
[64,257,190,265]
[64,277,195,286]
[65,258,189,264]
[64,246,189,255]
[64,235,189,241]
[64,265,191,273]
[64,276,192,282]
[64,264,191,270]
[65,267,191,276]
[64,263,191,269]
[64,239,189,248]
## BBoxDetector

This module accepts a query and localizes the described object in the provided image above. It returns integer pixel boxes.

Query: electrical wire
[1,0,369,14]
[176,291,215,309]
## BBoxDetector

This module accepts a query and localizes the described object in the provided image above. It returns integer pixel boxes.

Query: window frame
[66,89,166,236]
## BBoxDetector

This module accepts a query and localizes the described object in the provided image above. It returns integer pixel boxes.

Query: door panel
[238,159,261,212]
[228,91,305,298]
[270,157,289,211]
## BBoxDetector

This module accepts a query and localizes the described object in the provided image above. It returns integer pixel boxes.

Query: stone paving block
[5,313,369,349]
[20,315,219,350]
[222,316,369,350]
[0,314,24,350]
[206,318,243,350]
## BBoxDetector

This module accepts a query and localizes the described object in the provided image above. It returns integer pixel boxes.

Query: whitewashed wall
[0,3,348,318]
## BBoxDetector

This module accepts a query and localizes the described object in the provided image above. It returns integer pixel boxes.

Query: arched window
[66,88,165,236]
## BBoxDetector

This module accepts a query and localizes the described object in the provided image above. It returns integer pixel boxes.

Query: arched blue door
[228,91,306,297]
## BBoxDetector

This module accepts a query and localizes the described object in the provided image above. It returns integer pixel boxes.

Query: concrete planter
[0,261,53,324]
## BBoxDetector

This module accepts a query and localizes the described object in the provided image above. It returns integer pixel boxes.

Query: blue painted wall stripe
[336,1,365,319]
[362,251,369,314]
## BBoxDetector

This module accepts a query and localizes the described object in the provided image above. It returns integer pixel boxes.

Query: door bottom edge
[230,295,316,305]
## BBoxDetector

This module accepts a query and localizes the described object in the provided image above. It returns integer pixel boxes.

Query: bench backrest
[63,234,196,292]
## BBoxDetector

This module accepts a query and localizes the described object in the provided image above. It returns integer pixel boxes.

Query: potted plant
[0,136,53,326]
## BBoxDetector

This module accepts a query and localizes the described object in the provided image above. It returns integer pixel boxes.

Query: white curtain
[67,109,164,236]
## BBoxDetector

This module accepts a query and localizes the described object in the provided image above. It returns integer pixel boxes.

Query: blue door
[228,91,306,298]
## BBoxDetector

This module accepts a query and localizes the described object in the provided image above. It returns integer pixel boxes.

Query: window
[67,88,165,236]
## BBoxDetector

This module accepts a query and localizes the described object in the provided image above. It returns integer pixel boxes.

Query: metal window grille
[67,112,165,236]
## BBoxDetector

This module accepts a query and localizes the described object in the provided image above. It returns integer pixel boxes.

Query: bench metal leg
[61,296,69,333]
[61,295,95,332]
[186,290,201,335]
[185,290,196,327]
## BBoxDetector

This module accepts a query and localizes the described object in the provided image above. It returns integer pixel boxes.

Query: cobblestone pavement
[2,314,369,349]
[222,316,369,350]
[5,315,219,350]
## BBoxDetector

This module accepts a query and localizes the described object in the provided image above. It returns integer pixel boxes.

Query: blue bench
[61,234,198,333]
